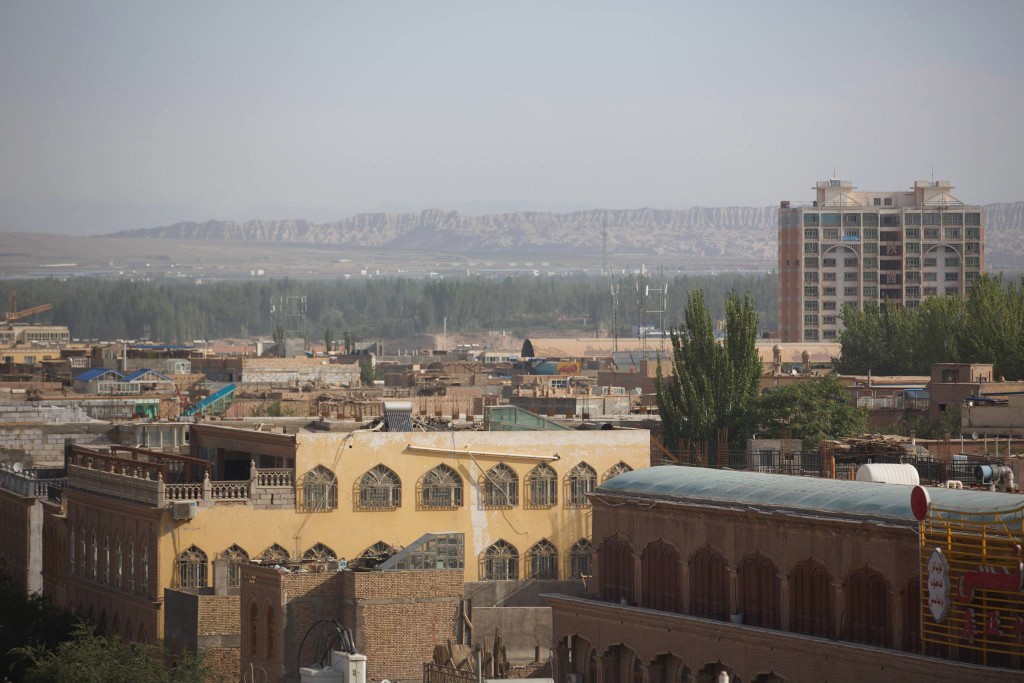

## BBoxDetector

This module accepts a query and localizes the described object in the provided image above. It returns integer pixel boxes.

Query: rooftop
[596,466,1024,526]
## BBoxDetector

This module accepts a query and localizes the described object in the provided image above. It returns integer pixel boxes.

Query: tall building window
[178,545,208,588]
[942,212,964,226]
[966,227,980,238]
[802,213,819,227]
[482,540,519,581]
[803,286,818,297]
[483,464,519,508]
[141,545,149,594]
[570,539,592,579]
[567,463,596,507]
[965,212,981,225]
[248,602,259,657]
[69,526,75,572]
[803,228,818,239]
[804,315,818,325]
[689,547,728,620]
[115,538,122,588]
[357,465,401,509]
[905,212,921,225]
[863,214,879,228]
[642,541,680,612]
[599,538,633,604]
[421,464,463,508]
[803,301,818,310]
[944,228,961,239]
[738,555,779,628]
[103,536,110,584]
[528,539,559,580]
[91,530,98,579]
[821,213,840,227]
[804,243,818,253]
[846,567,890,647]
[129,540,136,592]
[219,545,249,587]
[265,606,276,659]
[302,465,337,512]
[526,463,557,507]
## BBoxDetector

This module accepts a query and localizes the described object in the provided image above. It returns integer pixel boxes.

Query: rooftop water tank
[855,463,920,486]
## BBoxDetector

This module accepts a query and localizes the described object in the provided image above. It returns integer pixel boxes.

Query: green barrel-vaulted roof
[596,466,1024,526]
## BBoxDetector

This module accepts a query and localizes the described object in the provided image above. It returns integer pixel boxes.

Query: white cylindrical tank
[855,463,921,486]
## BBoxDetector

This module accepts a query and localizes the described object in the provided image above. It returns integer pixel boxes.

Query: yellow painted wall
[163,428,649,588]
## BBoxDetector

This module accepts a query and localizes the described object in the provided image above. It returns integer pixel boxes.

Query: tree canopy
[755,373,868,443]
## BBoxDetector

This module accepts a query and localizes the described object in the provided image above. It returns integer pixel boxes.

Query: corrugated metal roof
[75,368,122,382]
[122,368,173,383]
[596,466,1024,525]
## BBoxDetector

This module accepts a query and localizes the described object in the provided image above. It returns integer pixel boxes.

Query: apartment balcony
[0,463,65,499]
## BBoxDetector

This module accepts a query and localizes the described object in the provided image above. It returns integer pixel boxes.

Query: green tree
[0,571,79,681]
[359,358,375,386]
[323,327,334,353]
[272,324,285,357]
[14,624,207,683]
[756,374,868,444]
[656,289,761,452]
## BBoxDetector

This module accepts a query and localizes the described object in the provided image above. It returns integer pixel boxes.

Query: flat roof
[596,466,1024,525]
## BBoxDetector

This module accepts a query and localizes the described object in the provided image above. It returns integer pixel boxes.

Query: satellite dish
[12,462,24,472]
[972,433,979,440]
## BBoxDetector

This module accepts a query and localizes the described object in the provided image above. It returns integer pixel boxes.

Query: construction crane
[5,292,54,323]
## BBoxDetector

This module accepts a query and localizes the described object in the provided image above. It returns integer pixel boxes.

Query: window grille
[358,465,401,509]
[527,463,557,507]
[302,465,337,512]
[259,544,290,564]
[482,540,519,581]
[567,463,596,507]
[141,545,149,593]
[528,539,559,580]
[421,464,463,508]
[603,461,633,482]
[266,606,276,659]
[570,539,592,579]
[483,463,519,507]
[103,536,110,584]
[129,540,136,592]
[177,545,208,588]
[219,545,249,588]
[115,538,122,588]
[302,543,337,561]
[359,541,395,561]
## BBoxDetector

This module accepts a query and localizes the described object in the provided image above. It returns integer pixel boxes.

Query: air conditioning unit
[567,674,582,683]
[172,501,197,520]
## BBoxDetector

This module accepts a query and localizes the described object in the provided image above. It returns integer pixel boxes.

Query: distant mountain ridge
[107,203,1024,264]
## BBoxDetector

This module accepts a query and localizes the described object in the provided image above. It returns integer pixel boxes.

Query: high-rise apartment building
[778,180,984,343]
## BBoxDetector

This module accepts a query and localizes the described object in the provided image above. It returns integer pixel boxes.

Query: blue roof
[597,466,1024,525]
[122,368,173,383]
[75,368,122,382]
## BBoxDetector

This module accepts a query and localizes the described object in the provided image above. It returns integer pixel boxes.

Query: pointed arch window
[483,463,519,508]
[248,602,259,657]
[178,545,208,588]
[359,541,395,561]
[91,530,98,579]
[265,605,276,659]
[642,541,680,612]
[570,539,592,579]
[219,545,250,588]
[80,525,87,574]
[259,543,290,564]
[482,540,519,581]
[689,547,728,620]
[603,461,633,482]
[302,543,337,561]
[598,537,633,604]
[421,464,463,509]
[103,535,110,584]
[738,555,779,628]
[115,537,123,588]
[846,567,890,647]
[527,463,557,507]
[358,465,401,509]
[128,539,136,592]
[69,526,76,572]
[141,544,149,594]
[528,539,558,580]
[567,463,596,507]
[303,465,337,512]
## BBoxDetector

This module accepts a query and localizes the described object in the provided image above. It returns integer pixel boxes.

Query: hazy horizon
[2,1,1023,235]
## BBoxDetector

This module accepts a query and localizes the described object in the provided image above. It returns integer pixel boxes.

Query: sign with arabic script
[927,547,951,623]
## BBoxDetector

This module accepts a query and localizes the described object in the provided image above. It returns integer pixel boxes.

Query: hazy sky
[2,1,1023,234]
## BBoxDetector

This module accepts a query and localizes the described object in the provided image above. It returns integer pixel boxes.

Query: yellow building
[60,411,650,642]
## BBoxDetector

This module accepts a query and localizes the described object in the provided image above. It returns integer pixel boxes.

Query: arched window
[483,464,519,508]
[91,530,98,579]
[689,547,727,620]
[79,525,86,574]
[790,561,833,638]
[642,541,680,612]
[526,463,557,507]
[359,541,395,561]
[115,537,123,588]
[265,605,276,659]
[141,544,149,594]
[248,602,258,656]
[178,545,208,588]
[220,545,249,588]
[259,544,290,564]
[358,465,401,509]
[902,577,921,653]
[69,526,76,572]
[738,555,779,628]
[528,539,558,580]
[303,465,337,512]
[421,464,463,508]
[598,537,633,604]
[303,543,337,561]
[103,536,110,584]
[570,539,592,579]
[567,463,596,508]
[603,461,633,482]
[128,539,136,592]
[846,567,889,647]
[482,540,519,581]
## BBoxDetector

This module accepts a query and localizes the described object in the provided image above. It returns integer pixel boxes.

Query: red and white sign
[927,547,951,623]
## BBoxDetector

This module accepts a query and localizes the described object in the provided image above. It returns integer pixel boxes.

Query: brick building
[548,466,1024,682]
[236,559,462,683]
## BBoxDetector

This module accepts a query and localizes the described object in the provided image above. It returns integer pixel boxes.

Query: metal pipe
[404,445,559,461]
